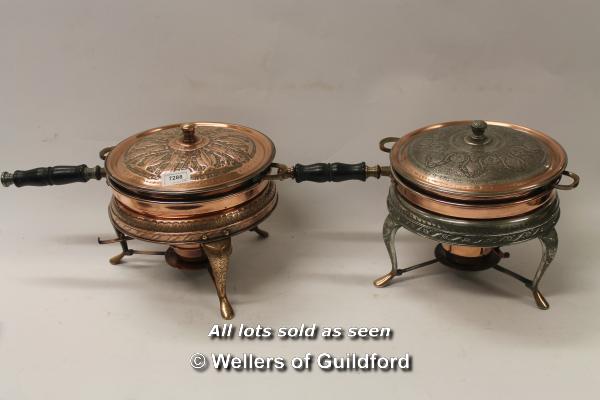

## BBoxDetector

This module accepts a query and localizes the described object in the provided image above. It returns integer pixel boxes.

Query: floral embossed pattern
[406,124,549,185]
[410,126,547,182]
[124,126,257,181]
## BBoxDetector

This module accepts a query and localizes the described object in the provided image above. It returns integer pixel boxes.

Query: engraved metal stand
[98,225,269,319]
[374,188,560,310]
[98,227,166,265]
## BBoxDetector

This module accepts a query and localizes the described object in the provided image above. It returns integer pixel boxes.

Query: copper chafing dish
[373,120,580,309]
[1,121,388,319]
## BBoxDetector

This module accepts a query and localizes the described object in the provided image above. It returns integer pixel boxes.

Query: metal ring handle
[99,146,115,161]
[554,170,580,190]
[263,163,293,180]
[379,137,399,153]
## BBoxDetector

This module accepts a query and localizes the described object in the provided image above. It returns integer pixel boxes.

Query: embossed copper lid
[105,122,275,198]
[389,120,568,200]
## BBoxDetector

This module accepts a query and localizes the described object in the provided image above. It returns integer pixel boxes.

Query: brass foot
[202,238,234,320]
[533,290,550,310]
[373,259,438,288]
[220,297,235,320]
[251,226,269,239]
[101,227,133,266]
[373,272,395,288]
[109,252,129,265]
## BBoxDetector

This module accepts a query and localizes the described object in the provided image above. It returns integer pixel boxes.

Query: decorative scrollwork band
[387,186,560,247]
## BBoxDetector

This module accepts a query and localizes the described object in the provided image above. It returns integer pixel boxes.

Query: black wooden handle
[1,165,105,187]
[294,162,368,183]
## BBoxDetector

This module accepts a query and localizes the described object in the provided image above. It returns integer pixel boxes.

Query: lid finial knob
[469,120,488,144]
[181,123,197,144]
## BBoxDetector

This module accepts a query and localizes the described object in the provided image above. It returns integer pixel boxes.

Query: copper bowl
[100,122,280,246]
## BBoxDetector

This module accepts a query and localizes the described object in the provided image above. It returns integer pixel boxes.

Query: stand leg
[99,227,165,265]
[374,214,402,288]
[530,228,558,310]
[493,228,558,310]
[251,226,269,239]
[110,227,132,265]
[202,238,234,320]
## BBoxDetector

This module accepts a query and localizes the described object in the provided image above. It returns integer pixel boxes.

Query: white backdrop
[1,1,599,398]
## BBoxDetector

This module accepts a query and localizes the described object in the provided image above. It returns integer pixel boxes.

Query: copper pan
[392,170,557,219]
[379,120,580,202]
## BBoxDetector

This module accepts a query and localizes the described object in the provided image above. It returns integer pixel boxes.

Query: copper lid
[105,122,275,198]
[390,120,567,200]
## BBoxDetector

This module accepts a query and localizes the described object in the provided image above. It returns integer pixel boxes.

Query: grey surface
[1,1,599,399]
